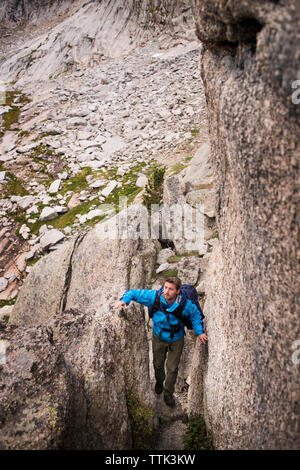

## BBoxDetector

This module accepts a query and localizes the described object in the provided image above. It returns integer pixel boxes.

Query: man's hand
[114,300,127,309]
[198,333,208,344]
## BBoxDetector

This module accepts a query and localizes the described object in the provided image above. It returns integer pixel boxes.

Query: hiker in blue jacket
[114,276,207,407]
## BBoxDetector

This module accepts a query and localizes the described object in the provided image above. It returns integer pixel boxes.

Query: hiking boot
[155,382,163,394]
[164,392,176,407]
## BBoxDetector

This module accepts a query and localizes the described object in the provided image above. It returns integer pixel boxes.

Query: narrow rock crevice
[57,232,86,314]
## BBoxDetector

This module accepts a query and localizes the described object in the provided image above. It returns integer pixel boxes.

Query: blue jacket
[120,288,204,343]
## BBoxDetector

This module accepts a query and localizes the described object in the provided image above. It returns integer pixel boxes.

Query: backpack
[148,284,204,331]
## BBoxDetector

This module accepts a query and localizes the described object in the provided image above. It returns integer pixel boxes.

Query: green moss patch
[0,90,31,136]
[194,183,214,190]
[0,298,16,309]
[167,156,192,176]
[60,167,92,196]
[125,390,154,450]
[183,414,213,450]
[142,165,166,211]
[0,171,29,198]
[167,254,184,263]
[210,232,219,239]
[160,269,178,278]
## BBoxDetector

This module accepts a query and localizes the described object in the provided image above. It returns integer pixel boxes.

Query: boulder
[156,263,172,274]
[89,179,107,189]
[6,206,160,449]
[177,256,200,286]
[1,296,157,450]
[85,209,105,220]
[19,224,31,240]
[39,207,58,221]
[39,229,65,250]
[0,322,70,450]
[136,175,148,188]
[10,206,159,326]
[10,236,78,325]
[49,180,61,194]
[101,180,118,198]
[0,277,8,292]
[182,141,212,192]
[102,136,125,155]
[157,248,175,265]
[0,304,13,320]
[17,196,36,211]
[53,205,68,214]
[67,193,81,209]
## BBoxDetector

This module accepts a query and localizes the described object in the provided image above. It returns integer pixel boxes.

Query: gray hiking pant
[152,333,184,395]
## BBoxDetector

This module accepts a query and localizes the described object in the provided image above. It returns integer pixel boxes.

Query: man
[114,276,207,407]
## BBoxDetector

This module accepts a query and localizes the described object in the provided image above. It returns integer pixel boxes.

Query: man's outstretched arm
[114,300,127,309]
[114,289,156,309]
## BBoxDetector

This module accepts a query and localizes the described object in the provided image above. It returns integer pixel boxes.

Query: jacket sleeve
[184,300,204,335]
[120,289,156,307]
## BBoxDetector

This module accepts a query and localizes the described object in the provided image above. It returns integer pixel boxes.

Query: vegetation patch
[0,299,16,309]
[210,232,219,239]
[167,254,185,263]
[29,143,59,160]
[194,183,214,190]
[167,156,192,176]
[60,167,92,196]
[0,171,29,198]
[2,106,21,132]
[26,255,43,266]
[183,414,213,450]
[125,390,154,450]
[0,90,31,136]
[142,165,166,211]
[18,130,30,138]
[160,269,178,278]
[51,199,103,230]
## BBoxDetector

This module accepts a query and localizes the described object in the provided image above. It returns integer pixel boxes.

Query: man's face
[163,282,180,303]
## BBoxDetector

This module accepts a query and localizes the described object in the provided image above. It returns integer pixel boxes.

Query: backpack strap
[151,290,189,339]
[151,290,161,316]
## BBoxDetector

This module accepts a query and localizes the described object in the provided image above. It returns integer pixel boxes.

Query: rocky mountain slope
[0,0,196,84]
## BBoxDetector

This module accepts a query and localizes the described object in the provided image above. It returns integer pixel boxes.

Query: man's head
[163,277,182,303]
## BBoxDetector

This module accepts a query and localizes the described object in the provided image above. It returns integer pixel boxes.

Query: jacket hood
[159,286,187,311]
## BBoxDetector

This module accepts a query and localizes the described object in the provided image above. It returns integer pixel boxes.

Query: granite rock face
[0,322,70,450]
[0,0,81,23]
[3,209,159,449]
[190,0,300,450]
[10,208,159,326]
[0,303,155,449]
[1,0,299,451]
[0,0,195,27]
